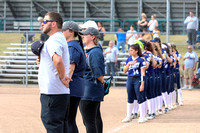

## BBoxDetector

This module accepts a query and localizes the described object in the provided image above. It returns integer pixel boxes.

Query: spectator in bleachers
[104,41,119,77]
[147,14,158,32]
[184,11,199,46]
[126,24,138,50]
[138,13,148,32]
[98,22,106,46]
[114,28,126,56]
[152,26,160,39]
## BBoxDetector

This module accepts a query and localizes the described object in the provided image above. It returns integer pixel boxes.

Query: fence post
[25,32,29,87]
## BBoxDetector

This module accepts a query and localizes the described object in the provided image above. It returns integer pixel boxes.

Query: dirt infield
[0,85,200,133]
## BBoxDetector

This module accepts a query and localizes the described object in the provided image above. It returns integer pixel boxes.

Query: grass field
[0,33,199,74]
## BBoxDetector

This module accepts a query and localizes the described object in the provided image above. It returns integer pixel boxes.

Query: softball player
[172,44,183,106]
[141,40,157,120]
[122,44,147,123]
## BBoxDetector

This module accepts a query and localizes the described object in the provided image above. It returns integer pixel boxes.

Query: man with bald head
[184,11,199,46]
[183,45,198,89]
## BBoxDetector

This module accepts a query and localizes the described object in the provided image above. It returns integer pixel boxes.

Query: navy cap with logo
[31,40,44,56]
[79,27,99,37]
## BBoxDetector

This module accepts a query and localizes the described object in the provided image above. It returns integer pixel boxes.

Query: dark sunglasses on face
[43,19,54,24]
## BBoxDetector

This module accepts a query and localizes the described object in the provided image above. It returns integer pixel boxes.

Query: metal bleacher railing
[0,18,193,35]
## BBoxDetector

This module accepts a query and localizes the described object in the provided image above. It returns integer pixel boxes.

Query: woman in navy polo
[122,44,147,123]
[79,27,105,133]
[62,21,86,133]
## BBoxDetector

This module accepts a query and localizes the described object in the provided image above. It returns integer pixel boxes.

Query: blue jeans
[106,62,115,76]
[126,76,146,104]
[117,40,126,54]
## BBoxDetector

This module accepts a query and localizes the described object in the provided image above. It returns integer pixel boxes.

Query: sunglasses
[43,19,54,24]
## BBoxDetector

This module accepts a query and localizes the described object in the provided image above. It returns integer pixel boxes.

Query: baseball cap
[79,20,98,29]
[133,40,143,49]
[62,21,79,32]
[151,38,160,43]
[31,40,44,56]
[79,27,99,36]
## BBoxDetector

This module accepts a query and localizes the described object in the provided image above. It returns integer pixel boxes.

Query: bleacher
[0,0,199,34]
[0,43,129,87]
[0,43,38,85]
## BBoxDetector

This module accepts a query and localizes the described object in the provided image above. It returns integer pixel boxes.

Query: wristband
[141,76,145,81]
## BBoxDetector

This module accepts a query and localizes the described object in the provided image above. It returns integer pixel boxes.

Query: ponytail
[74,32,85,53]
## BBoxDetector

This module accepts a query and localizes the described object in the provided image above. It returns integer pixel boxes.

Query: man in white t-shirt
[39,12,71,133]
[126,24,138,50]
[104,41,119,76]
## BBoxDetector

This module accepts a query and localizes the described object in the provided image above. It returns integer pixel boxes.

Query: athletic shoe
[173,105,177,109]
[158,109,163,115]
[147,114,154,120]
[152,113,156,118]
[131,113,138,119]
[155,111,160,116]
[182,86,187,89]
[168,106,172,110]
[164,108,169,113]
[138,117,147,123]
[180,101,184,106]
[188,86,193,90]
[122,116,132,123]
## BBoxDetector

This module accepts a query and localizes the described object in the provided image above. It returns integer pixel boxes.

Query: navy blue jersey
[161,49,167,71]
[175,51,182,69]
[170,55,175,73]
[125,56,146,77]
[142,50,151,64]
[82,46,105,101]
[68,40,86,97]
[146,51,154,73]
[156,56,162,73]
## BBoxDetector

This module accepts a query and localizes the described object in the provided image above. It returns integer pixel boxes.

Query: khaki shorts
[184,67,194,79]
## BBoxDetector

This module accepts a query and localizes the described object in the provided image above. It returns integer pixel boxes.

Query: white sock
[173,91,176,105]
[147,99,152,115]
[139,102,146,118]
[159,95,163,110]
[160,96,163,109]
[156,97,159,111]
[152,98,156,113]
[126,103,134,117]
[177,89,183,102]
[134,100,139,114]
[162,92,168,108]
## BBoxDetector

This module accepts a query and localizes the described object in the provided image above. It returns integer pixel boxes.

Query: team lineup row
[122,38,184,123]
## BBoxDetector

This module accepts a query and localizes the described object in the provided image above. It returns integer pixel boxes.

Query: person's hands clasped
[62,76,72,88]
